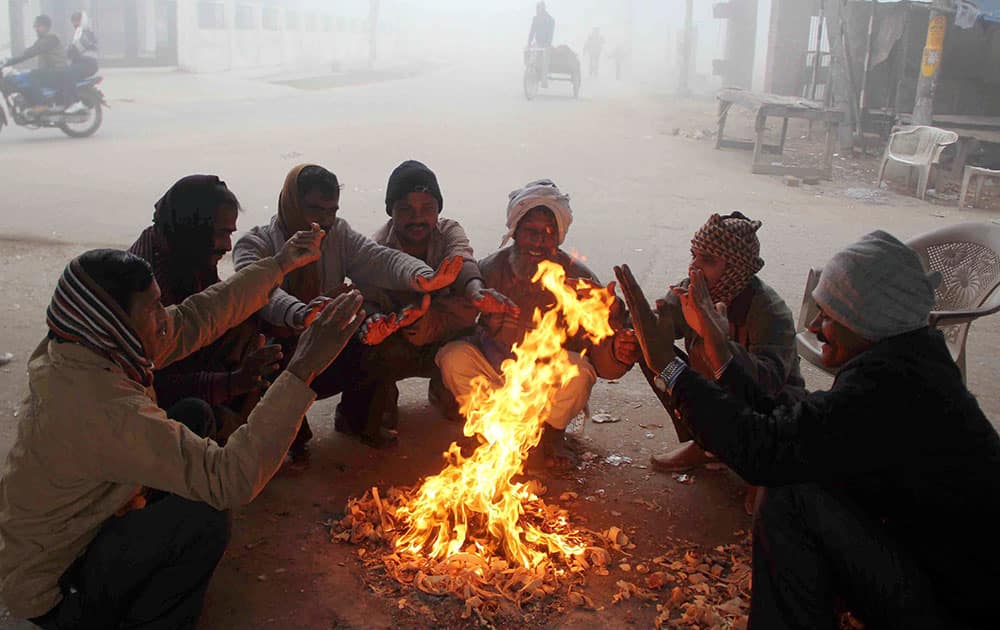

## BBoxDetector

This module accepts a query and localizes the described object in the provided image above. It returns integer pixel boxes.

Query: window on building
[262,7,279,31]
[236,5,256,30]
[336,16,347,32]
[305,12,317,32]
[323,14,334,32]
[198,2,225,29]
[286,10,300,30]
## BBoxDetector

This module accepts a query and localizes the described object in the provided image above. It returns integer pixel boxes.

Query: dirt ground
[0,65,999,629]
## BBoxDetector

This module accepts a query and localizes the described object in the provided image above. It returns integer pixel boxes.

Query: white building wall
[175,0,372,74]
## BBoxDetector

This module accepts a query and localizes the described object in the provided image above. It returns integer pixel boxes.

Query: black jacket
[9,33,65,70]
[669,326,1000,621]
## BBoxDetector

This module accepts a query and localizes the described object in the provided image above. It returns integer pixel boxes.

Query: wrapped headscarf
[501,179,573,247]
[47,255,154,386]
[277,164,323,303]
[691,212,765,305]
[813,230,940,341]
[145,174,236,303]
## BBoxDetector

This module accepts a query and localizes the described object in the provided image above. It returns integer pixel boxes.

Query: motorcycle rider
[63,11,99,115]
[527,2,555,88]
[2,15,69,116]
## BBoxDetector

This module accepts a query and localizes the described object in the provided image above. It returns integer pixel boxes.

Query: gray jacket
[233,215,433,328]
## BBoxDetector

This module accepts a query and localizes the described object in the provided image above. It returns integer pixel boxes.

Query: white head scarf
[501,179,573,247]
[72,11,92,47]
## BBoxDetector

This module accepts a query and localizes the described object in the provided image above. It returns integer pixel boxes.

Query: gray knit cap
[813,230,940,341]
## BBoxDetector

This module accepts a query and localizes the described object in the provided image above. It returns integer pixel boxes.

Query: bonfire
[335,260,617,616]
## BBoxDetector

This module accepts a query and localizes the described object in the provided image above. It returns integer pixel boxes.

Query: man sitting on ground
[352,160,518,433]
[233,164,462,450]
[615,230,1000,629]
[0,226,366,628]
[129,175,281,441]
[436,179,637,467]
[650,212,804,474]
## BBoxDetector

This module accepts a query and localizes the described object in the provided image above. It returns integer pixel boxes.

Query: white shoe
[63,102,87,115]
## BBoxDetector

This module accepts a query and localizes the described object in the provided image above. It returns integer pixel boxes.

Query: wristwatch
[652,357,688,395]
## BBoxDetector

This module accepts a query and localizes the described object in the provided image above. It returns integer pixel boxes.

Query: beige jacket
[0,259,317,619]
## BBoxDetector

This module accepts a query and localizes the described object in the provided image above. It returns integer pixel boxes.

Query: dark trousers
[274,337,370,447]
[750,485,955,630]
[339,334,442,434]
[30,400,230,630]
[63,58,98,105]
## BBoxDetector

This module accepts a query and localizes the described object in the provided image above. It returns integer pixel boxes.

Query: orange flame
[394,260,616,568]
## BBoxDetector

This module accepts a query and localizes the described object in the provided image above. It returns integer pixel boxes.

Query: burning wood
[333,261,618,617]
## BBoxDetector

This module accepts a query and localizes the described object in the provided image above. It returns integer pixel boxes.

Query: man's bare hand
[671,269,732,372]
[470,287,520,316]
[232,334,283,393]
[275,223,325,275]
[614,264,676,373]
[293,282,352,330]
[287,291,365,384]
[612,328,642,365]
[358,295,432,345]
[412,256,463,293]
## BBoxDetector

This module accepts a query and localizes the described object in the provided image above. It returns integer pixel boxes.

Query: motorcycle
[0,65,106,138]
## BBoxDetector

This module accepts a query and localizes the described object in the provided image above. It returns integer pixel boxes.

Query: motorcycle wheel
[523,67,539,101]
[58,95,102,138]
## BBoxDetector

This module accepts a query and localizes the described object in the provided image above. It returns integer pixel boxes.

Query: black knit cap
[385,160,443,216]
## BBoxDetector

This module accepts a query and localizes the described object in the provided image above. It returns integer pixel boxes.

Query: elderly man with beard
[649,212,804,475]
[128,175,282,441]
[234,164,462,450]
[351,160,518,433]
[615,230,1000,629]
[0,225,366,628]
[435,179,638,468]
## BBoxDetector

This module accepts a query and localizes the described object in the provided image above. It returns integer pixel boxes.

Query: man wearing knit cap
[235,164,464,450]
[649,212,804,476]
[349,160,518,434]
[615,230,1000,629]
[436,179,638,468]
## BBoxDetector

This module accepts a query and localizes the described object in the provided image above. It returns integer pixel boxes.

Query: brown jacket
[477,247,630,380]
[359,218,480,347]
[0,259,316,619]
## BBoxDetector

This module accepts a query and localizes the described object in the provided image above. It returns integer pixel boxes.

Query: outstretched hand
[613,264,676,373]
[671,268,732,372]
[358,294,432,345]
[471,287,520,316]
[294,282,351,330]
[275,223,325,275]
[287,291,365,384]
[412,256,463,293]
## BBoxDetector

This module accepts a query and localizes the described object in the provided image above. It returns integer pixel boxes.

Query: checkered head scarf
[690,212,765,305]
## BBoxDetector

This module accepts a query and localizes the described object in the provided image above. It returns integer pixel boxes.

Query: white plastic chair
[795,222,1000,382]
[876,125,959,200]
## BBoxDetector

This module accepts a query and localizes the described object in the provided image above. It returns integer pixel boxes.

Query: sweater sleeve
[668,360,896,486]
[88,371,314,509]
[439,221,482,290]
[233,229,307,328]
[155,259,282,368]
[341,222,434,291]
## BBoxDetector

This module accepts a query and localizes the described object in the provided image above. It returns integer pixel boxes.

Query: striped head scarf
[46,256,155,386]
[691,212,765,305]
